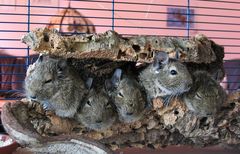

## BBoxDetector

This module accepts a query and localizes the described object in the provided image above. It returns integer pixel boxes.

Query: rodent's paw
[42,101,53,111]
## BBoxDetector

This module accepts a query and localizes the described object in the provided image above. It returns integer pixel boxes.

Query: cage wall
[0,0,240,101]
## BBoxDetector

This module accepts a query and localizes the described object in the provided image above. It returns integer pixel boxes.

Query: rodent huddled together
[183,71,227,116]
[25,55,147,131]
[139,51,193,106]
[25,51,226,131]
[75,78,117,131]
[139,51,226,116]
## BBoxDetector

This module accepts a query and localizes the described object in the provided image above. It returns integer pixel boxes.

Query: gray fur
[24,55,86,118]
[139,51,192,105]
[75,88,116,131]
[183,71,227,116]
[106,69,146,123]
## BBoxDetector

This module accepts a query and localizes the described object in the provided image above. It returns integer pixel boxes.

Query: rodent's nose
[30,96,37,100]
[96,120,102,123]
[126,112,133,116]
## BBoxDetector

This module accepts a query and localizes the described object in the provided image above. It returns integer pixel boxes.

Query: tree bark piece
[21,28,223,64]
[21,28,225,80]
[1,92,240,151]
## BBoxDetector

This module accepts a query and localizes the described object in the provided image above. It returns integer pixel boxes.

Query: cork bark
[21,28,222,64]
[21,28,225,80]
[1,92,240,152]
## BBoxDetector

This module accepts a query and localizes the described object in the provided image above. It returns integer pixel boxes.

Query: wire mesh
[0,0,239,100]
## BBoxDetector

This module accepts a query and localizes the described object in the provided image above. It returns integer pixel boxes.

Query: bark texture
[21,28,223,64]
[1,92,240,152]
[21,28,225,80]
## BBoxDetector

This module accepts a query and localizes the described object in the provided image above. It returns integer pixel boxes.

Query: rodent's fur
[24,55,87,118]
[105,69,146,123]
[75,87,117,131]
[183,71,227,116]
[139,51,192,105]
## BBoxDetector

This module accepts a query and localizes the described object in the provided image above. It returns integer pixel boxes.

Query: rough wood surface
[1,101,113,153]
[1,92,240,151]
[21,28,223,64]
[21,28,225,80]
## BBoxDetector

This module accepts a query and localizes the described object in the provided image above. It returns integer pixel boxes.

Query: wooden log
[1,92,240,151]
[1,101,113,153]
[21,28,225,80]
[21,28,223,64]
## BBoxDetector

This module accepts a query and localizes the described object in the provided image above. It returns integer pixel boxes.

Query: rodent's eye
[105,102,111,108]
[117,92,124,98]
[44,79,52,84]
[170,70,178,75]
[129,103,133,107]
[86,100,92,107]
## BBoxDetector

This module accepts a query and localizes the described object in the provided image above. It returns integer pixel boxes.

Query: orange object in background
[47,4,96,34]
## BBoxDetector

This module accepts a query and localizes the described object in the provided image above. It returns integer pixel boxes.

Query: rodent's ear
[57,59,68,78]
[37,54,44,62]
[154,51,169,65]
[111,69,122,87]
[152,51,169,73]
[175,50,180,60]
[86,78,93,90]
[105,79,113,91]
[152,58,161,73]
[105,69,122,91]
[211,69,223,82]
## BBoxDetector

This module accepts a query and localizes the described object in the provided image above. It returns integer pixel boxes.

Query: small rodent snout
[96,120,103,123]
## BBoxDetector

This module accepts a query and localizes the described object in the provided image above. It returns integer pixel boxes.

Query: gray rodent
[24,55,87,118]
[75,79,117,131]
[183,71,227,116]
[139,51,193,105]
[105,68,147,123]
